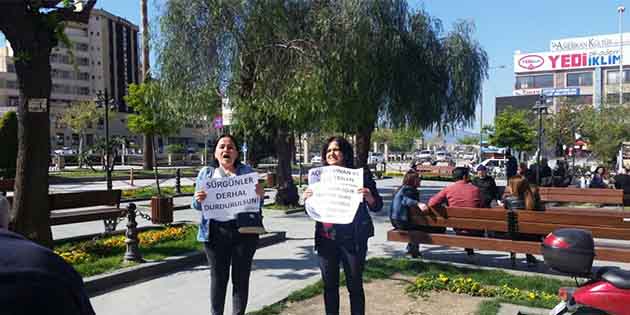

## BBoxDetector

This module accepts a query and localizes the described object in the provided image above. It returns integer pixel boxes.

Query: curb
[497,303,549,315]
[85,231,287,297]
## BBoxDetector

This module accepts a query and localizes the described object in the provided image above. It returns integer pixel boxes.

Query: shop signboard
[514,47,630,73]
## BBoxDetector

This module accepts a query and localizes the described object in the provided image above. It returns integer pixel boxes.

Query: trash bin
[150,196,173,224]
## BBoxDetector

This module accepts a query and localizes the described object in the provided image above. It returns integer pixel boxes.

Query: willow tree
[157,0,325,205]
[0,0,96,246]
[318,1,488,167]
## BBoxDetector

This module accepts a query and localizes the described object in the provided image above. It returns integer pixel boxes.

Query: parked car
[435,151,452,161]
[462,152,476,160]
[416,150,433,160]
[53,147,76,156]
[368,152,385,164]
[311,155,322,164]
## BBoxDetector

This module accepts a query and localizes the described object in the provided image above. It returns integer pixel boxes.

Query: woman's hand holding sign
[357,187,376,207]
[303,188,313,201]
[195,190,207,203]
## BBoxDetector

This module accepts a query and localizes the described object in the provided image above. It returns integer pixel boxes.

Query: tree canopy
[486,107,536,152]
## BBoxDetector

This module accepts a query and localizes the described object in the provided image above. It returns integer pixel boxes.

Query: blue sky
[1,0,627,131]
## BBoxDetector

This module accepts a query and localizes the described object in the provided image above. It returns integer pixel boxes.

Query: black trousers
[317,237,367,315]
[203,221,258,315]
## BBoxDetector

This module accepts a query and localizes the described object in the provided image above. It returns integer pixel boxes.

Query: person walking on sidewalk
[303,136,383,315]
[0,196,95,315]
[192,134,265,315]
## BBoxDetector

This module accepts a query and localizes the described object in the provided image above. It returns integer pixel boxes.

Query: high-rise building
[0,9,209,152]
[0,9,139,149]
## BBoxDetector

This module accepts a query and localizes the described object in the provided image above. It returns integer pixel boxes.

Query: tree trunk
[274,128,298,206]
[78,132,84,168]
[141,0,150,80]
[355,125,374,169]
[10,34,54,247]
[143,133,154,170]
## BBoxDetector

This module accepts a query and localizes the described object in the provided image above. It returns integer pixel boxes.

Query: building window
[515,74,553,89]
[606,69,630,84]
[605,93,630,103]
[8,97,19,106]
[566,72,593,87]
[7,64,15,73]
[7,80,18,89]
[561,95,593,105]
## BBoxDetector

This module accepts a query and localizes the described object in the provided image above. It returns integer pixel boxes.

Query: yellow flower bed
[55,225,191,264]
[406,273,557,304]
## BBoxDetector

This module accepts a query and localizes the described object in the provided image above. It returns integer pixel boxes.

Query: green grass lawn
[55,225,201,277]
[249,257,569,315]
[122,185,195,199]
[49,168,201,179]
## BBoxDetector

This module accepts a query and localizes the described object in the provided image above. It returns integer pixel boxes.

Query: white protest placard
[304,166,363,224]
[200,173,260,221]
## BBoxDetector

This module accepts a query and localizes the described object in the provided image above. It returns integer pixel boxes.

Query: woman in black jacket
[303,136,383,315]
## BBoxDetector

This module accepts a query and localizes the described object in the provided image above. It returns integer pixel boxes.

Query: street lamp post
[619,5,625,105]
[479,65,506,163]
[96,89,115,191]
[533,96,549,186]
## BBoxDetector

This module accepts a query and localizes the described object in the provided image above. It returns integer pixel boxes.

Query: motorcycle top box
[542,228,595,277]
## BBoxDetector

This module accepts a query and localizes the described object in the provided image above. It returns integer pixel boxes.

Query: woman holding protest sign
[303,136,383,315]
[191,134,265,315]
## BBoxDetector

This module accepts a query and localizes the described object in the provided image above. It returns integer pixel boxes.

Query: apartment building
[0,9,208,152]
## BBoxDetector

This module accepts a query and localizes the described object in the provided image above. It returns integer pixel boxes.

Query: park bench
[538,187,625,208]
[415,165,454,178]
[387,206,630,263]
[7,190,125,232]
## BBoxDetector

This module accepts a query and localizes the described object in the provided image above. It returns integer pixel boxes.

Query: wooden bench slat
[518,210,630,228]
[50,208,123,225]
[49,190,122,210]
[539,187,623,204]
[387,230,630,263]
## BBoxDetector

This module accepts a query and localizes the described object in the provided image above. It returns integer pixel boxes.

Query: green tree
[125,81,181,195]
[0,111,18,178]
[60,101,101,168]
[158,0,325,205]
[486,108,536,152]
[578,105,630,166]
[543,103,585,157]
[318,3,488,167]
[0,0,96,246]
[457,135,479,145]
[372,128,418,152]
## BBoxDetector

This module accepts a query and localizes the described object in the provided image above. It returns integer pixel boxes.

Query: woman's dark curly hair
[321,136,354,168]
[209,134,242,168]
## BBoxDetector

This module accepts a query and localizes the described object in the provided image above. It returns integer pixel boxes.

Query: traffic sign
[213,116,223,129]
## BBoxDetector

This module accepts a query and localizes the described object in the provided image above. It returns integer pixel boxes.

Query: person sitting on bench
[501,175,544,267]
[390,170,445,258]
[428,167,482,260]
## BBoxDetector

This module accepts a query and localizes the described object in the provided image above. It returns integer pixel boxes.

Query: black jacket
[472,176,499,208]
[0,229,95,315]
[315,171,383,249]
